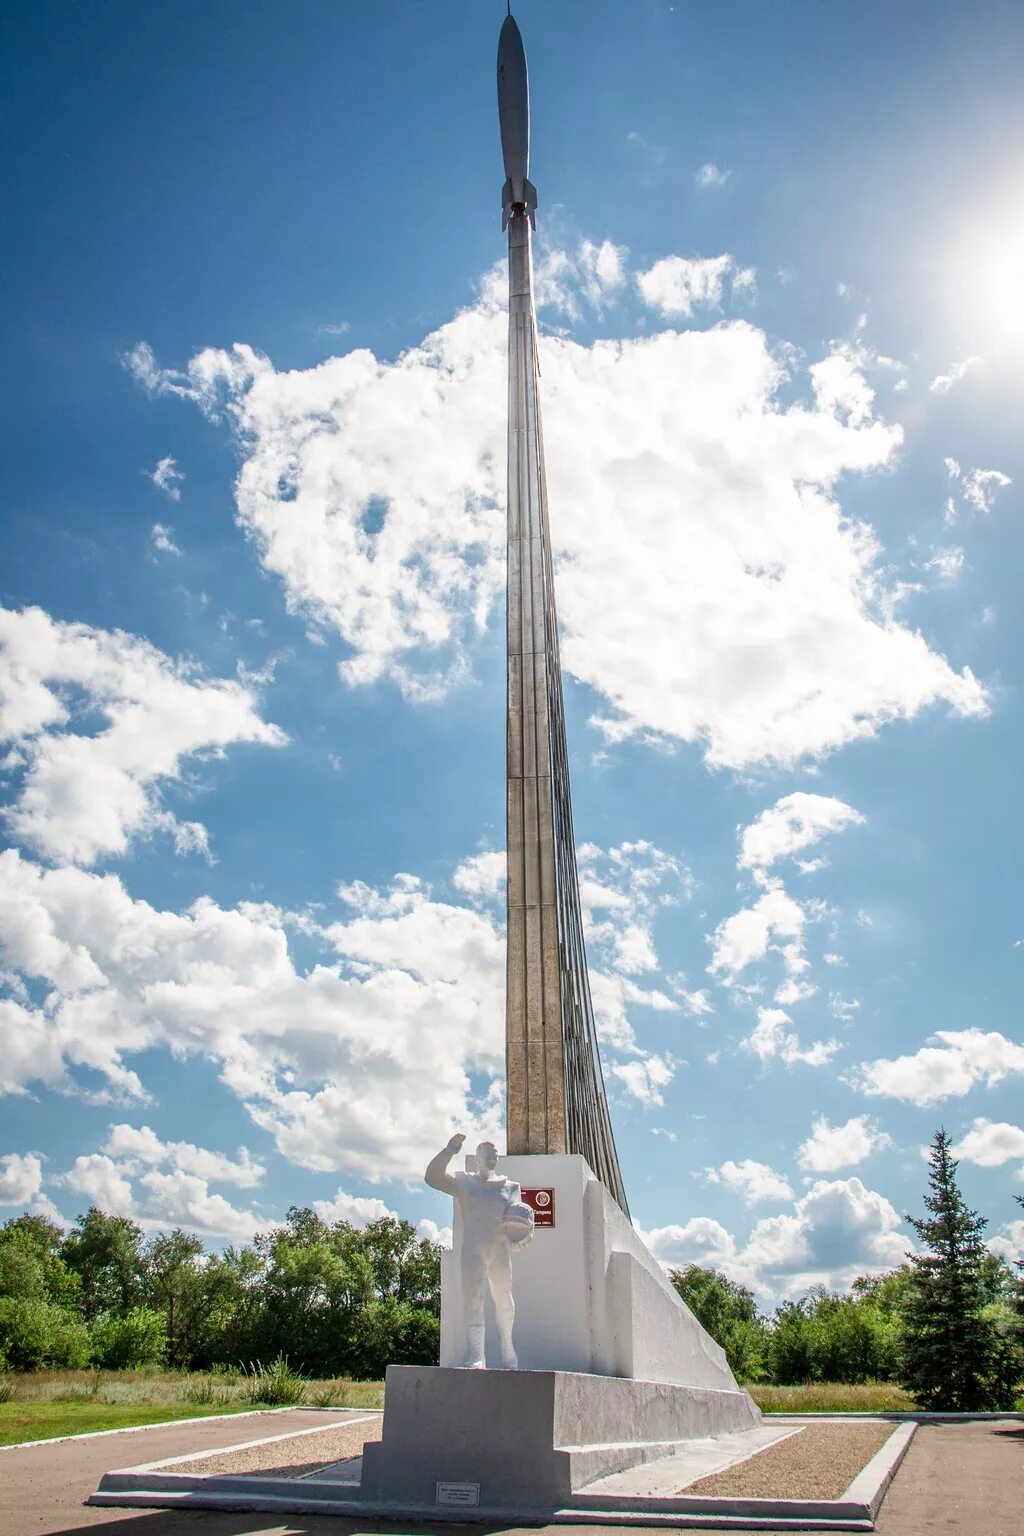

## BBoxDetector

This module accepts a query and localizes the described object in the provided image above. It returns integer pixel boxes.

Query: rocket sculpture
[498,13,630,1215]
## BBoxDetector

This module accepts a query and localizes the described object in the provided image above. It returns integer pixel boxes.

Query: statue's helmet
[503,1199,535,1249]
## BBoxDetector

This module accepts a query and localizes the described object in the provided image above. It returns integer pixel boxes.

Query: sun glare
[961,219,1024,351]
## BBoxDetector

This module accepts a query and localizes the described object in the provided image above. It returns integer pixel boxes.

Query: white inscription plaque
[436,1481,481,1507]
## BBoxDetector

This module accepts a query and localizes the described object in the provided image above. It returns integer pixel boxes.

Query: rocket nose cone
[499,14,523,51]
[497,12,530,183]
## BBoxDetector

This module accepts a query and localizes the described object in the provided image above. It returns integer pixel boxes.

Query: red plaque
[521,1187,555,1227]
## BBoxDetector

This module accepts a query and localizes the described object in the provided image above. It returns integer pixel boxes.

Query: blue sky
[1,0,1022,1298]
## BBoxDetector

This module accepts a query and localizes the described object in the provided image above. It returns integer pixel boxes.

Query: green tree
[349,1297,441,1379]
[803,1286,897,1383]
[62,1208,145,1320]
[144,1229,206,1368]
[0,1296,91,1369]
[670,1265,768,1382]
[901,1128,1020,1410]
[240,1207,376,1375]
[0,1215,81,1309]
[359,1218,441,1309]
[91,1306,167,1368]
[768,1298,814,1384]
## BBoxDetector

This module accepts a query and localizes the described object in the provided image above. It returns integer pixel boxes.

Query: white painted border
[87,1412,919,1526]
[120,1413,381,1476]
[843,1420,916,1517]
[0,1403,375,1453]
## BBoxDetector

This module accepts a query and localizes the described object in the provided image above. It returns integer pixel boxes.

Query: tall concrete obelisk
[499,14,629,1215]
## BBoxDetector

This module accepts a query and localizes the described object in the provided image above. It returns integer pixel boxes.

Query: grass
[0,1372,958,1446]
[0,1400,249,1447]
[749,1382,918,1414]
[0,1368,386,1446]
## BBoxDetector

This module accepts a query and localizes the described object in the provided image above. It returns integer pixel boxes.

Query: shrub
[239,1355,306,1406]
[308,1381,343,1407]
[91,1307,167,1370]
[0,1297,91,1370]
[183,1374,230,1406]
[348,1298,439,1380]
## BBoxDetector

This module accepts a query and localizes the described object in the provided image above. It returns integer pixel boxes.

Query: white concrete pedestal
[441,1153,745,1394]
[359,1365,761,1514]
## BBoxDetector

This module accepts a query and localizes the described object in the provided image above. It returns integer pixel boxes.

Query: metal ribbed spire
[500,15,629,1216]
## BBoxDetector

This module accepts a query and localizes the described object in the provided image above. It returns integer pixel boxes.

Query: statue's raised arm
[424,1132,467,1197]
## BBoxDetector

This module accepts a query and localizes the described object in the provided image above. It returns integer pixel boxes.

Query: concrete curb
[112,1413,381,1476]
[88,1418,916,1530]
[88,1493,877,1531]
[763,1410,1024,1422]
[844,1422,916,1520]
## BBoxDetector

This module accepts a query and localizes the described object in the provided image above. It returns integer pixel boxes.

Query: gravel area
[165,1416,383,1480]
[683,1421,893,1499]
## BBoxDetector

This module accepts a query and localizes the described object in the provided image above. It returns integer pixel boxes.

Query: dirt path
[0,1413,1020,1536]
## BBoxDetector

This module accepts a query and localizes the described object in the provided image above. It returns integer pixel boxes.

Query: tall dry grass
[5,1372,923,1417]
[1,1368,384,1411]
[749,1381,917,1414]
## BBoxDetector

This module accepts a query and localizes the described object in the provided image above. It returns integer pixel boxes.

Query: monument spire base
[440,1151,751,1392]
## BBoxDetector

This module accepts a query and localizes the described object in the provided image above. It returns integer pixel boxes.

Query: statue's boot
[498,1341,518,1369]
[464,1323,486,1369]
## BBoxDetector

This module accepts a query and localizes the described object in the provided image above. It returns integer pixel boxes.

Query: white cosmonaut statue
[425,1133,534,1369]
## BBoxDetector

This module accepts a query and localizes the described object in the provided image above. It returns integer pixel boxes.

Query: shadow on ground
[53,1516,548,1536]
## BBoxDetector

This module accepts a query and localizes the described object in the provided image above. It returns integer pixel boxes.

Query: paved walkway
[0,1412,1020,1535]
[874,1419,1022,1535]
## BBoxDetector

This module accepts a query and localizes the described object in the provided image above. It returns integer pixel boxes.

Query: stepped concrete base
[89,1409,916,1529]
[359,1365,761,1510]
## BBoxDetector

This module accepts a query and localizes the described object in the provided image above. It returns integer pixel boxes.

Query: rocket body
[497,15,537,229]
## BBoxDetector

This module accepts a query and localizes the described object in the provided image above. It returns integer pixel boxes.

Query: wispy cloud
[929,356,982,394]
[146,455,185,500]
[150,523,182,557]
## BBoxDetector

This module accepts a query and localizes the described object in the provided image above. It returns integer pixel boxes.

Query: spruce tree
[901,1127,1003,1410]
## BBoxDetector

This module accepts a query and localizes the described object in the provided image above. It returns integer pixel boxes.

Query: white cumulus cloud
[742,1007,839,1068]
[708,886,808,983]
[847,1029,1024,1107]
[0,1151,43,1206]
[0,606,286,865]
[610,1053,676,1108]
[0,843,673,1184]
[452,850,506,902]
[636,254,735,316]
[129,256,985,770]
[796,1114,893,1173]
[102,1124,265,1188]
[642,1216,738,1270]
[738,792,864,872]
[740,1177,908,1291]
[313,1189,398,1226]
[703,1159,794,1206]
[950,1118,1024,1170]
[57,1131,266,1238]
